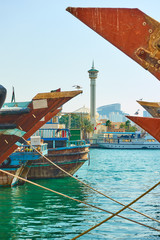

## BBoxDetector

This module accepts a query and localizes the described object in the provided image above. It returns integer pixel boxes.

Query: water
[0,149,160,239]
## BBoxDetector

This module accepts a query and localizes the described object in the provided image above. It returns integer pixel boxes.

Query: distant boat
[96,132,160,149]
[137,100,160,118]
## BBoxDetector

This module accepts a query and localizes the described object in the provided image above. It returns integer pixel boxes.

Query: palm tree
[120,123,125,129]
[60,114,93,140]
[125,120,131,131]
[81,117,94,139]
[106,120,112,131]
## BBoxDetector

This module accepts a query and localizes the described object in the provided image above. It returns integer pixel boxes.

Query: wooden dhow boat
[67,7,160,81]
[0,88,82,165]
[26,139,89,180]
[20,115,89,181]
[137,100,160,118]
[0,87,83,186]
[0,88,89,185]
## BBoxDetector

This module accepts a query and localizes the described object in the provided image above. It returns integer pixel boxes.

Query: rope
[0,168,159,233]
[22,137,160,225]
[71,180,160,239]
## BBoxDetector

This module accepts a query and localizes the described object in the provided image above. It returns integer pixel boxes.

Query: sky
[0,1,160,116]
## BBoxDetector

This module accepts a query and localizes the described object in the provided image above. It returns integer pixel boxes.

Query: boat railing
[66,140,87,147]
[97,138,145,144]
[34,128,69,139]
[15,143,48,153]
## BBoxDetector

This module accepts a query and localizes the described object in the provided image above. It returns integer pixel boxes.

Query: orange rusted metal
[67,7,160,80]
[137,100,160,117]
[127,116,160,142]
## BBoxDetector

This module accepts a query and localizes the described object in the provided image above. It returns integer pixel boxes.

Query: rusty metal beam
[127,116,160,142]
[67,7,160,80]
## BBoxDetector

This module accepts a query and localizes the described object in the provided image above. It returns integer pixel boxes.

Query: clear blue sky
[0,1,160,115]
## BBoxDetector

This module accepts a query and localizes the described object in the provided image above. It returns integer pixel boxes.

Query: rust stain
[66,7,160,80]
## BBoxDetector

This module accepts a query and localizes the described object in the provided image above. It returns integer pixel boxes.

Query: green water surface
[0,149,160,239]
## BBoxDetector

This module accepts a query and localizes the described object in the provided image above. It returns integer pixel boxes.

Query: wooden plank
[33,90,82,100]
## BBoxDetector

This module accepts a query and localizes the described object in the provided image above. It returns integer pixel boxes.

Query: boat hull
[0,151,42,186]
[0,169,17,186]
[26,146,89,179]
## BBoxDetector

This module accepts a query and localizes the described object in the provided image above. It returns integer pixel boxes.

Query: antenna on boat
[0,85,7,108]
[11,86,15,103]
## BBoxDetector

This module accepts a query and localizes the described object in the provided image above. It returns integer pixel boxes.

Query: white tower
[88,62,99,128]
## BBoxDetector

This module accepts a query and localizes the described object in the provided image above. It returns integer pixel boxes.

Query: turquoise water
[0,149,160,239]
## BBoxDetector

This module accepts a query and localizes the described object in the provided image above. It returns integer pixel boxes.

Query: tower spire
[88,62,99,128]
[92,60,94,69]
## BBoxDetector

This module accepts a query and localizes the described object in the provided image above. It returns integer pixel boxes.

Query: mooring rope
[71,180,160,239]
[0,168,159,233]
[22,137,160,225]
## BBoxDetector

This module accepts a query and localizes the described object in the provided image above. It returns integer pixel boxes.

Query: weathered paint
[67,7,160,81]
[3,101,30,108]
[137,100,160,118]
[0,144,48,186]
[0,128,26,137]
[127,116,160,142]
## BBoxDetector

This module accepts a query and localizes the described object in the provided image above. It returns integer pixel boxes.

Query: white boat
[97,132,160,149]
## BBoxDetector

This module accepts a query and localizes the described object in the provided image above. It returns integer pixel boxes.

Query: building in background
[97,103,129,122]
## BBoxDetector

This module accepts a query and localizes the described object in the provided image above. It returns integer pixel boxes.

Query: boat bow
[0,90,82,164]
